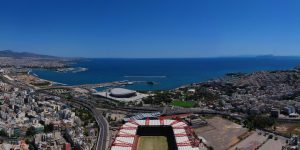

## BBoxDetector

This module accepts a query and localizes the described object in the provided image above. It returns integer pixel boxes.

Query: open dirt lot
[231,131,287,150]
[275,123,300,137]
[195,116,248,150]
[259,138,286,150]
[230,132,268,150]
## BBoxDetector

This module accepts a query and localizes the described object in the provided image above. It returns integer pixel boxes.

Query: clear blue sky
[0,0,300,58]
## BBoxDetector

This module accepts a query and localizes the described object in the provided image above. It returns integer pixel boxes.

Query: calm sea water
[33,57,300,91]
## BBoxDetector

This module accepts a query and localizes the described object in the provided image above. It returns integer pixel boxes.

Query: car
[268,134,273,139]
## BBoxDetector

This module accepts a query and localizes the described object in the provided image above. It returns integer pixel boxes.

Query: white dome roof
[110,88,136,97]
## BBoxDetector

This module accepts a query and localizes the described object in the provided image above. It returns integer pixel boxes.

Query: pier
[38,80,149,90]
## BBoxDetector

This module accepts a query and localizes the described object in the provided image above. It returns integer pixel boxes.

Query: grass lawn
[171,100,195,108]
[137,136,168,150]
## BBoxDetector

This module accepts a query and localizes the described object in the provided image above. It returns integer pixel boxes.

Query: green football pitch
[137,136,168,150]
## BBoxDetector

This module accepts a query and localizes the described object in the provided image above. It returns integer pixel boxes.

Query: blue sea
[33,57,300,91]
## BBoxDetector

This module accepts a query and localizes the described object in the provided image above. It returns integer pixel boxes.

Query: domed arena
[109,88,137,98]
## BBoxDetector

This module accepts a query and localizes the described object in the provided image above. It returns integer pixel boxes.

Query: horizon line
[2,50,300,59]
[80,55,300,59]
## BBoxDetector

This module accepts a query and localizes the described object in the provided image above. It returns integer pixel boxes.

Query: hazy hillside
[0,50,58,59]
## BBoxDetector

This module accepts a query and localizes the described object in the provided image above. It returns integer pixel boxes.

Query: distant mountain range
[1,50,298,59]
[0,50,58,59]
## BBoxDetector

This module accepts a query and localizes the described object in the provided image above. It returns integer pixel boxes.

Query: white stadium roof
[123,112,161,121]
[110,88,136,96]
[111,119,201,150]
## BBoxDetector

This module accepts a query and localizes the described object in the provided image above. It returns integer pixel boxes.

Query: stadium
[110,118,201,150]
[109,88,137,98]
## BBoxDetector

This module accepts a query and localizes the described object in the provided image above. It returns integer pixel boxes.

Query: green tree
[44,124,54,133]
[29,144,35,150]
[84,129,89,136]
[0,129,7,136]
[26,127,36,136]
[244,116,275,129]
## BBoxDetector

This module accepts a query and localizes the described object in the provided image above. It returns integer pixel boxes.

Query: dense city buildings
[1,53,300,150]
[0,69,97,150]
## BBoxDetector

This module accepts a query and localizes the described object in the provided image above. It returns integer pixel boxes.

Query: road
[38,89,109,150]
[95,108,109,150]
[3,74,245,150]
[161,107,246,121]
[71,99,109,150]
[2,75,110,150]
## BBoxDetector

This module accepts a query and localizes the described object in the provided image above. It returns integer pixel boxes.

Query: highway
[33,88,109,150]
[71,99,109,150]
[43,92,109,150]
[162,107,246,121]
[2,75,245,150]
[2,75,109,150]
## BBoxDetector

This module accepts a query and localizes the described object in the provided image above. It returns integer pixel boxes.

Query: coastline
[27,69,67,86]
[29,65,299,93]
[28,57,300,91]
